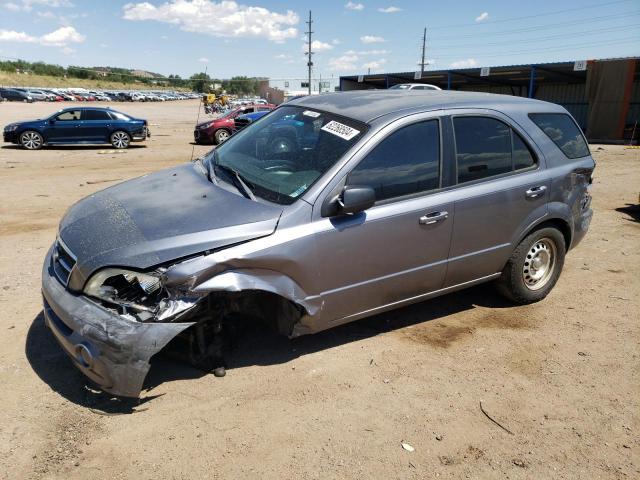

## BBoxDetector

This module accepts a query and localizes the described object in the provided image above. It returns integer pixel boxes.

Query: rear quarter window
[529,113,590,159]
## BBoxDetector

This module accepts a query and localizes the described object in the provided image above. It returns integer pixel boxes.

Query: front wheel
[497,227,566,304]
[110,131,131,149]
[214,129,231,145]
[20,130,43,150]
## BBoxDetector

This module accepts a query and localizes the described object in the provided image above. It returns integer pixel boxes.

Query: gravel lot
[0,100,638,480]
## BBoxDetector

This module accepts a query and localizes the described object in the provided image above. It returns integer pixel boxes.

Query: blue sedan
[3,107,149,150]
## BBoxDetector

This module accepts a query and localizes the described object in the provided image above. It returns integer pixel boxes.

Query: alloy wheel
[112,132,130,149]
[21,132,42,150]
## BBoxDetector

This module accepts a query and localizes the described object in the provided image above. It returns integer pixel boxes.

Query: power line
[428,11,640,40]
[425,37,639,61]
[430,24,640,50]
[428,0,636,29]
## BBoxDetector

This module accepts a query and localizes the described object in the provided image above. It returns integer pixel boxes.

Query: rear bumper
[131,127,150,142]
[571,207,592,250]
[41,246,193,397]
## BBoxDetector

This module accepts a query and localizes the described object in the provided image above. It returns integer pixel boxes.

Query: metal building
[339,57,639,143]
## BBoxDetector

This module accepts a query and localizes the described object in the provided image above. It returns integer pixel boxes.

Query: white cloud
[475,12,489,22]
[6,0,73,11]
[450,58,478,68]
[345,49,389,55]
[302,39,333,52]
[123,1,299,43]
[0,25,84,46]
[344,1,364,11]
[198,57,209,63]
[378,6,402,13]
[61,46,75,55]
[329,54,359,72]
[99,42,108,48]
[40,25,85,46]
[360,35,385,44]
[332,38,341,45]
[160,34,168,39]
[362,58,386,70]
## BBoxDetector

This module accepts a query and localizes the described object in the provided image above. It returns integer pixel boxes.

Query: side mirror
[49,119,56,124]
[338,186,376,215]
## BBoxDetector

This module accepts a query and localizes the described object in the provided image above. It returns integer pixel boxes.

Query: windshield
[389,84,411,90]
[205,105,367,205]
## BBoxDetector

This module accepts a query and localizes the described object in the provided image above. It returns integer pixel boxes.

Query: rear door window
[453,116,537,184]
[529,113,590,159]
[83,110,111,121]
[348,120,440,201]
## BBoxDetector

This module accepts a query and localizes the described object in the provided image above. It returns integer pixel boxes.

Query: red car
[194,104,275,145]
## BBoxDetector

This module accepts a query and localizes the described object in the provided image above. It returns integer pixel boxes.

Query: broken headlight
[83,267,205,322]
[84,268,165,315]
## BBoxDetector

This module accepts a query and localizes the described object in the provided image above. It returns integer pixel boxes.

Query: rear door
[46,110,83,143]
[312,115,455,325]
[80,109,112,142]
[443,110,549,287]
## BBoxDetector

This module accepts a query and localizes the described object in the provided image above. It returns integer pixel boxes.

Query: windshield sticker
[303,110,321,118]
[321,121,360,141]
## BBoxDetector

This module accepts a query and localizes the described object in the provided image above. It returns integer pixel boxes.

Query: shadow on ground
[2,145,146,151]
[616,203,640,222]
[26,283,512,413]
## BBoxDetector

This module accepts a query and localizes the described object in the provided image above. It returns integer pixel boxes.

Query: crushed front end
[41,241,208,397]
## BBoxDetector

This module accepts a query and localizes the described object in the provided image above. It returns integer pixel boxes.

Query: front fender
[192,268,322,318]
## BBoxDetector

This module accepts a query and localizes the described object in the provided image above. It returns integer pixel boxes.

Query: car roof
[288,90,564,124]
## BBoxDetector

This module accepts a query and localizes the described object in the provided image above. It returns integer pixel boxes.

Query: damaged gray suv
[41,91,594,397]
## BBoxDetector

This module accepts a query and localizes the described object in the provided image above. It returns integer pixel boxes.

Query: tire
[214,129,231,145]
[20,130,44,150]
[110,131,131,149]
[497,227,566,304]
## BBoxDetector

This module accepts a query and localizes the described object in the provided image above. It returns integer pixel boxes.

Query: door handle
[419,211,448,225]
[525,186,547,198]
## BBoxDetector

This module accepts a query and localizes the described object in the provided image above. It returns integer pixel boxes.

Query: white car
[388,83,442,91]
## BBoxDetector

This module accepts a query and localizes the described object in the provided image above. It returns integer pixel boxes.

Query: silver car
[41,90,595,397]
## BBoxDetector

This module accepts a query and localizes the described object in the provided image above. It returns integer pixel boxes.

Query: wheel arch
[518,216,572,252]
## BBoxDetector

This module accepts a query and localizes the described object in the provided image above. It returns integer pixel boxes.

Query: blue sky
[0,0,638,80]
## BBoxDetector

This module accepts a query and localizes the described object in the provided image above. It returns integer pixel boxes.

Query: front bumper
[41,246,194,397]
[194,127,213,144]
[3,130,19,144]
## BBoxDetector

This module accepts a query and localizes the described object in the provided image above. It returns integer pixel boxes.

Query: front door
[46,110,83,143]
[312,118,454,325]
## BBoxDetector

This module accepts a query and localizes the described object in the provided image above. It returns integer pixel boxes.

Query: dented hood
[59,163,282,286]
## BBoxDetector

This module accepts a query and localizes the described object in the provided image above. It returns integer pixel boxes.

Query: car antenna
[190,65,207,163]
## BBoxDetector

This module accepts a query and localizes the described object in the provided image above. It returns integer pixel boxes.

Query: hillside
[0,71,186,91]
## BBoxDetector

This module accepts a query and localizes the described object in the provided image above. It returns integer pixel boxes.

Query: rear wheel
[110,131,130,149]
[214,129,231,145]
[20,131,43,150]
[497,227,565,304]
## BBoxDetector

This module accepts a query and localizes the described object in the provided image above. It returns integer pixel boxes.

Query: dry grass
[0,71,185,90]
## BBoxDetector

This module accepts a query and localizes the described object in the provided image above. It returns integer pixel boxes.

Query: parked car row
[0,87,200,103]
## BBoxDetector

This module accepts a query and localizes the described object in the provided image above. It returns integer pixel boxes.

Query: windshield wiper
[215,162,256,201]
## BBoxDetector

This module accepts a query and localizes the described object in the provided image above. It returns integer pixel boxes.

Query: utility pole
[419,27,427,77]
[305,11,313,95]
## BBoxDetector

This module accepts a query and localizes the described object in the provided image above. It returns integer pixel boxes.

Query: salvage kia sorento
[42,90,594,397]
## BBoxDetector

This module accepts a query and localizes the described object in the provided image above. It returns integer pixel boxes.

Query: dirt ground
[0,100,638,480]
